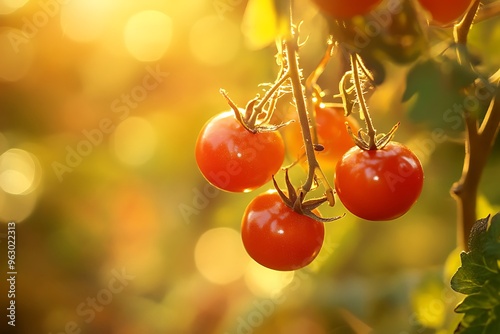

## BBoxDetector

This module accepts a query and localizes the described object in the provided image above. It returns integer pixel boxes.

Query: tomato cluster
[193,0,451,272]
[195,104,424,271]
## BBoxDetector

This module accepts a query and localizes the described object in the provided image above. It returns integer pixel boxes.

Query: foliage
[451,213,500,333]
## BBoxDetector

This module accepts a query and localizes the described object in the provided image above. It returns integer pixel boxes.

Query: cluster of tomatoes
[195,0,474,271]
[195,103,423,270]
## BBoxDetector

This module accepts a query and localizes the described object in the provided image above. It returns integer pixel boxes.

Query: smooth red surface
[241,190,325,271]
[195,111,285,192]
[311,0,383,19]
[418,0,473,25]
[335,142,424,221]
[285,105,359,172]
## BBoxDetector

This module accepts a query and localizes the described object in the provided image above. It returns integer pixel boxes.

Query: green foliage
[402,51,478,132]
[451,213,500,333]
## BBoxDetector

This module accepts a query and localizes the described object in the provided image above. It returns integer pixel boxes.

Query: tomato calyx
[347,121,400,151]
[219,69,293,134]
[272,169,343,223]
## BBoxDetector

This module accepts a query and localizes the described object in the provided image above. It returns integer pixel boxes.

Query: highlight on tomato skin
[241,190,325,271]
[334,142,424,221]
[417,0,473,26]
[195,111,285,193]
[310,0,383,20]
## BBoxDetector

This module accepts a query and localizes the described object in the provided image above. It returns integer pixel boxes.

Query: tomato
[195,111,285,192]
[284,105,359,173]
[335,142,424,221]
[311,0,382,19]
[418,0,473,26]
[241,190,325,271]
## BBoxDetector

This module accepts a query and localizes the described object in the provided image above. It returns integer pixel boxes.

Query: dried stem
[350,54,377,150]
[285,32,318,193]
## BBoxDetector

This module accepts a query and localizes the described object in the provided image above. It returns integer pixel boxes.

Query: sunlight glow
[112,117,157,167]
[244,260,294,298]
[124,10,173,62]
[189,16,240,66]
[195,228,248,285]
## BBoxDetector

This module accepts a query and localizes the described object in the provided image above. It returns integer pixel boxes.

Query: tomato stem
[248,70,290,128]
[350,54,377,150]
[475,1,500,23]
[284,24,335,206]
[305,38,335,146]
[454,0,481,45]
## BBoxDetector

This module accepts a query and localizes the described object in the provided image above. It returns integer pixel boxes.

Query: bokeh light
[124,10,173,62]
[111,117,157,167]
[60,0,115,43]
[189,15,240,66]
[244,260,295,298]
[0,0,28,14]
[195,227,249,285]
[0,148,40,195]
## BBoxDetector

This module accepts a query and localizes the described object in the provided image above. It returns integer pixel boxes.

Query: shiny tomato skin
[285,105,359,173]
[335,142,424,221]
[311,0,383,19]
[195,111,285,193]
[418,0,473,26]
[241,190,325,271]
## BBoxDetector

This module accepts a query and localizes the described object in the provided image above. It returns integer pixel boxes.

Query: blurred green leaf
[403,54,478,131]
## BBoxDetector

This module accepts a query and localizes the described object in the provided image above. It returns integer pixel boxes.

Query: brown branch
[452,89,500,250]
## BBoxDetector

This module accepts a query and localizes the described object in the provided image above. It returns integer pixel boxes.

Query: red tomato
[195,111,285,192]
[335,142,424,221]
[418,0,473,26]
[241,190,325,271]
[311,0,382,19]
[284,105,359,173]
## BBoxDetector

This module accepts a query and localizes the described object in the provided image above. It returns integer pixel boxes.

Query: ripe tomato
[418,0,473,26]
[284,105,359,173]
[311,0,382,19]
[335,142,424,221]
[195,111,285,192]
[241,190,325,271]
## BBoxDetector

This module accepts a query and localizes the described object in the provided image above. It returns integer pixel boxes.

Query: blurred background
[0,0,499,333]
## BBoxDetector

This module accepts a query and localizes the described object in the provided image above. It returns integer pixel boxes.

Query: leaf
[402,55,478,131]
[451,252,496,295]
[484,213,500,260]
[455,277,500,313]
[451,214,500,333]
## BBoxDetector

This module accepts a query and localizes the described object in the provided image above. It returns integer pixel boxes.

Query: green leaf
[484,213,500,260]
[402,55,478,131]
[451,252,497,295]
[451,214,500,333]
[455,277,500,313]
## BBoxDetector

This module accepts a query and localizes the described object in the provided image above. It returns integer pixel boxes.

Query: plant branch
[452,88,500,251]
